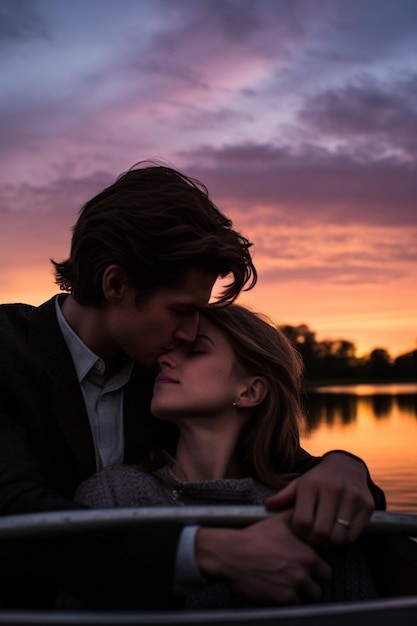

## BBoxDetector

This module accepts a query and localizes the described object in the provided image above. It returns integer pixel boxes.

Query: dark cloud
[153,0,315,47]
[256,232,417,265]
[0,0,49,46]
[299,73,417,158]
[329,0,417,57]
[260,262,406,286]
[184,142,417,227]
[0,169,115,219]
[178,107,255,131]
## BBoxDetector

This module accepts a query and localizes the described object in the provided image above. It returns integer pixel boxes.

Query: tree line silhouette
[279,323,417,384]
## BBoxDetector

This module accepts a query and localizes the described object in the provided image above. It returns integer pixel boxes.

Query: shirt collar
[55,296,134,383]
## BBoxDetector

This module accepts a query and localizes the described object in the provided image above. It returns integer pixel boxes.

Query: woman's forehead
[197,316,229,345]
[197,316,235,353]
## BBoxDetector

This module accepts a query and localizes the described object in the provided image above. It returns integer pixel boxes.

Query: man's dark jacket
[0,295,182,608]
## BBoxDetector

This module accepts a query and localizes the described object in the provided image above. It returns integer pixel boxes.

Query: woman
[76,304,383,606]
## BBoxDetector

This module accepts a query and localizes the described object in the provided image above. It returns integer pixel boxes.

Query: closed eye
[187,340,211,356]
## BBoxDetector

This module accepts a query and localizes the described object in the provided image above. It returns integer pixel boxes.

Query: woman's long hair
[147,303,306,490]
[202,303,305,489]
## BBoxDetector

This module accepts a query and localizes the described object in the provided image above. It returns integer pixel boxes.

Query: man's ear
[102,265,128,301]
[237,377,268,408]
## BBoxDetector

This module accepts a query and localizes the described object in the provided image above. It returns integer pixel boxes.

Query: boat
[0,508,416,626]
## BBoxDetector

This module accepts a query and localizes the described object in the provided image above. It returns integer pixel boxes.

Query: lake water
[300,383,417,514]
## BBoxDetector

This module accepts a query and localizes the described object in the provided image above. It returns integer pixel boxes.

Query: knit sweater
[75,464,275,508]
[75,465,379,608]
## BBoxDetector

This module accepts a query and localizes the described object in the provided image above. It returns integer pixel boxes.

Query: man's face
[105,269,217,367]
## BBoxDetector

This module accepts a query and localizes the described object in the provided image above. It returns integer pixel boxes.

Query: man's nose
[174,310,200,343]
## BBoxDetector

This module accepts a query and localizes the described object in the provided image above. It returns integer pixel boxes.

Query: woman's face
[151,316,247,421]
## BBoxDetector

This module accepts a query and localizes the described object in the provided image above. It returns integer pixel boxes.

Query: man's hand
[265,452,375,545]
[195,511,331,605]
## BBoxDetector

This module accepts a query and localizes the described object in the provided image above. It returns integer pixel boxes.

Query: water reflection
[305,392,417,429]
[398,394,417,415]
[301,384,417,514]
[311,383,417,395]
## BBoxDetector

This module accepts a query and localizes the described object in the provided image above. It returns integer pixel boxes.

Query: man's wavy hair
[52,162,257,306]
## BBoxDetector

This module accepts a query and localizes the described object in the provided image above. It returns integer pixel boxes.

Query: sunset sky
[1,0,416,358]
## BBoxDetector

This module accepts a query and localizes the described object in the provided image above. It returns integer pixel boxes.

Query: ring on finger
[335,517,354,530]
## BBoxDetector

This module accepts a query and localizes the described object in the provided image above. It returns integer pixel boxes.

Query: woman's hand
[264,452,375,545]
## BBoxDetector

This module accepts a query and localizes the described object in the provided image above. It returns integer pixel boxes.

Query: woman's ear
[102,265,127,301]
[237,377,268,408]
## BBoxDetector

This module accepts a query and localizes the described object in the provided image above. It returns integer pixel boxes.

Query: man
[0,163,383,609]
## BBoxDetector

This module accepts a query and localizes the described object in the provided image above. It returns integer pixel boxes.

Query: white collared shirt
[55,297,133,471]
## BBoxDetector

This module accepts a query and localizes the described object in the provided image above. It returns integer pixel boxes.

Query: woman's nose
[157,350,177,368]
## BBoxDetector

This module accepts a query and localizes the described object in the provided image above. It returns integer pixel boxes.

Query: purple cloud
[299,73,417,159]
[260,263,406,286]
[184,142,417,227]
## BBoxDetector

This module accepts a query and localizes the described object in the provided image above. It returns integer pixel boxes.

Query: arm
[76,467,332,606]
[292,448,386,509]
[195,510,331,605]
[266,450,386,545]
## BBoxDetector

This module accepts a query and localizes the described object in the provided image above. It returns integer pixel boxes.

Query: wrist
[322,450,368,475]
[195,527,239,582]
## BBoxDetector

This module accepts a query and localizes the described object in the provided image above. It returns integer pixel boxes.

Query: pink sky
[1,0,416,357]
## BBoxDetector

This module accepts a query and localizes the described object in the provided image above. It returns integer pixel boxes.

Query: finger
[277,553,332,605]
[299,577,326,604]
[331,516,354,543]
[264,480,297,510]
[304,495,340,545]
[290,484,321,540]
[349,505,374,540]
[330,505,367,543]
[329,492,374,543]
[311,553,333,583]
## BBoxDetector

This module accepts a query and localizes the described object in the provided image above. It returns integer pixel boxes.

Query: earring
[232,400,238,407]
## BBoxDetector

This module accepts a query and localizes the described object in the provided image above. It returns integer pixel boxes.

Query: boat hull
[0,596,417,626]
[0,509,415,625]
